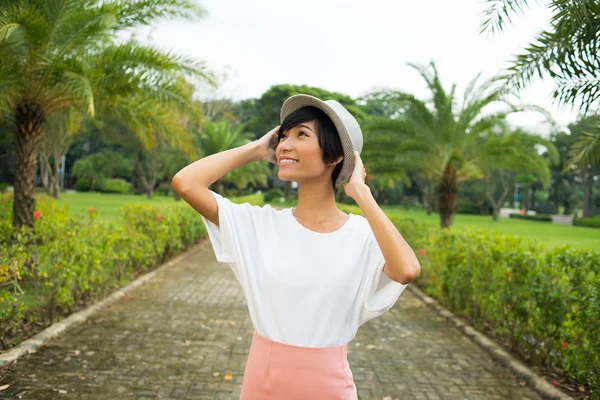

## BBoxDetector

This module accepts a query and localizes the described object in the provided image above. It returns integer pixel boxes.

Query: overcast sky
[146,0,578,133]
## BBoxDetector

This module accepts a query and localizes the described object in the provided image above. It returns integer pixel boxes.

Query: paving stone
[0,241,543,399]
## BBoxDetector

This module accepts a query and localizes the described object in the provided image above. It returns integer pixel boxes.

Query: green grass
[51,192,599,251]
[54,191,178,221]
[378,206,600,250]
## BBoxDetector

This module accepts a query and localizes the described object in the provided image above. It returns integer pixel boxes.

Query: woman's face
[275,120,339,184]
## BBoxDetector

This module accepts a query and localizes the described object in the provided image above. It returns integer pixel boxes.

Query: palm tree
[567,117,600,167]
[0,0,211,228]
[481,1,600,166]
[365,61,550,228]
[481,0,600,111]
[193,120,270,195]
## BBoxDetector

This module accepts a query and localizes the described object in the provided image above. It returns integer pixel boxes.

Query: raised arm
[171,126,279,227]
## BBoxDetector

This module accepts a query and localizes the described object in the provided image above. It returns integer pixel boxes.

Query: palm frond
[567,118,600,166]
[480,0,531,35]
[96,0,207,30]
[554,73,600,112]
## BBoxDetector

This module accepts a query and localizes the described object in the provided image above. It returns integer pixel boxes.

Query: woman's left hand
[343,151,370,199]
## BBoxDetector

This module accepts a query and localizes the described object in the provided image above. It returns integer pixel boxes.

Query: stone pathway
[0,241,543,400]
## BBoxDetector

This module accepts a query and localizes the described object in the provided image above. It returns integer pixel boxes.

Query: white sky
[146,0,579,134]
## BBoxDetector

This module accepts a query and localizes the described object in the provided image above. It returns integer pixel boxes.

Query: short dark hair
[278,106,344,189]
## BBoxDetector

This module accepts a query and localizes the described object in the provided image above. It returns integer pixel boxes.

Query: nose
[277,135,295,153]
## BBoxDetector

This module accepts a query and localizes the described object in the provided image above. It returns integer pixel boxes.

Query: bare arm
[171,126,279,226]
[344,151,421,284]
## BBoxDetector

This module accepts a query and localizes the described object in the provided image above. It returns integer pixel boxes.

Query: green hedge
[509,213,553,222]
[264,188,284,202]
[0,192,206,349]
[574,216,600,229]
[99,178,131,194]
[393,219,599,395]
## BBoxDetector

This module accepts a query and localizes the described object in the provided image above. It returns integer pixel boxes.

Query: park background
[0,0,599,398]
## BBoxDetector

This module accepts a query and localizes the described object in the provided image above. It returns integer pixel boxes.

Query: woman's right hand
[255,125,280,165]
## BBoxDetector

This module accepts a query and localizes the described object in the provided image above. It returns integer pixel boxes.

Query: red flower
[552,380,559,387]
[89,206,95,214]
[505,271,513,280]
[156,215,162,221]
[419,249,426,256]
[123,297,128,302]
[561,341,569,349]
[33,210,43,219]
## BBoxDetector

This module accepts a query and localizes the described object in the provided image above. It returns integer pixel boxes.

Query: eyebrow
[297,124,315,134]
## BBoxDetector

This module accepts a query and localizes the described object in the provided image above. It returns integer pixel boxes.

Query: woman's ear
[331,155,343,166]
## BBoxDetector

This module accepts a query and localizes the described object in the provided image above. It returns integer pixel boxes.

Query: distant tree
[72,151,132,191]
[366,61,552,227]
[194,120,270,195]
[0,0,211,228]
[481,130,558,219]
[39,109,84,198]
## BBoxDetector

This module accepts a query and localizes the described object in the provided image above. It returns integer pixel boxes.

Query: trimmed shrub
[100,178,131,194]
[0,193,206,349]
[509,213,553,222]
[574,216,600,229]
[264,188,284,202]
[404,224,599,394]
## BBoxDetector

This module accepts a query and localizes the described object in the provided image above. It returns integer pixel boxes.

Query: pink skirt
[240,331,358,400]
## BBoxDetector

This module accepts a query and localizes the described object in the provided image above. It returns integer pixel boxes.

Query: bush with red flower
[0,193,207,350]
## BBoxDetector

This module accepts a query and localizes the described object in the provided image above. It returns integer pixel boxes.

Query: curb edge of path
[407,285,573,400]
[0,243,205,368]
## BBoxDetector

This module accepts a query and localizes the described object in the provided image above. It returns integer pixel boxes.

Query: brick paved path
[0,241,542,400]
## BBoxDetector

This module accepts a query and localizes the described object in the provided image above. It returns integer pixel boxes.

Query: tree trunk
[439,164,458,228]
[39,155,61,199]
[563,200,572,215]
[583,173,592,217]
[13,102,46,229]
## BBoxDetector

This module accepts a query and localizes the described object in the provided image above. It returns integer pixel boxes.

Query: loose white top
[201,190,408,348]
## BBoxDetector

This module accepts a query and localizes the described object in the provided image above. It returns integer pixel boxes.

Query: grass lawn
[54,191,177,221]
[379,206,600,251]
[52,192,599,251]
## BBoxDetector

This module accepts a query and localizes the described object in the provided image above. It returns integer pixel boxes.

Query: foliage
[264,188,284,202]
[365,61,554,228]
[481,1,600,168]
[72,151,132,191]
[567,116,600,168]
[509,213,553,222]
[0,193,206,349]
[574,216,600,229]
[242,84,368,140]
[398,218,600,394]
[99,178,131,194]
[0,0,213,227]
[481,0,600,111]
[193,120,270,193]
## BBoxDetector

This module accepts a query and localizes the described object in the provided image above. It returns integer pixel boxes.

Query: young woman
[172,94,421,399]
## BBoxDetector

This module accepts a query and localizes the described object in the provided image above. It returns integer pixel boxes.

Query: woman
[172,94,421,399]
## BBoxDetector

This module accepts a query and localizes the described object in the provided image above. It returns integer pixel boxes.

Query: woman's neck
[293,179,346,223]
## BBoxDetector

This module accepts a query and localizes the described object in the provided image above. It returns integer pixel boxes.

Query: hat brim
[280,94,356,186]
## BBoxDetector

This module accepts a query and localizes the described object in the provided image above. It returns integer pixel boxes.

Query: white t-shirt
[200,190,408,348]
